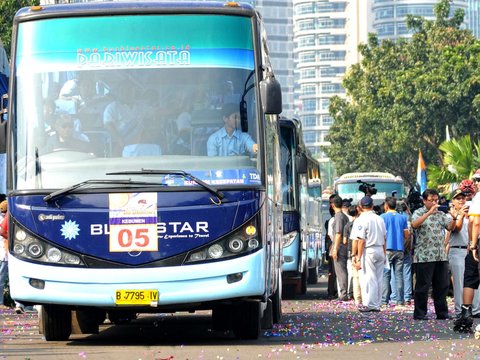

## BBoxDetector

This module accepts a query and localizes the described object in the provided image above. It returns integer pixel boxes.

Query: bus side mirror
[0,94,7,153]
[260,75,282,115]
[0,122,6,153]
[0,94,7,123]
[296,153,307,174]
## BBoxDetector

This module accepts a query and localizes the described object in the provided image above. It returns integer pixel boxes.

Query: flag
[417,150,427,193]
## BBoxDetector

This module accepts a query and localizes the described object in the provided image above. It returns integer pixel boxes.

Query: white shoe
[15,306,24,314]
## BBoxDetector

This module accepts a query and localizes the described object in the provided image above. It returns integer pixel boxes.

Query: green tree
[427,135,480,191]
[0,0,39,58]
[326,0,480,188]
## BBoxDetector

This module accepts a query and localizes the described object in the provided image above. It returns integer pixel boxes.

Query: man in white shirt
[351,196,386,312]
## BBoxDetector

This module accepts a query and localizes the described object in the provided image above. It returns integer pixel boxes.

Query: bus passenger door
[264,115,282,298]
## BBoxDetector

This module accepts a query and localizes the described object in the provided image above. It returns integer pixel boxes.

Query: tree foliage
[326,0,480,188]
[427,135,480,191]
[0,0,39,58]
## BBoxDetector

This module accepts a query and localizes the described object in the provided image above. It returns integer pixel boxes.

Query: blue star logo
[60,220,80,240]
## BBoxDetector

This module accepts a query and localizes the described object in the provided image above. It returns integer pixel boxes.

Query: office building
[372,0,468,41]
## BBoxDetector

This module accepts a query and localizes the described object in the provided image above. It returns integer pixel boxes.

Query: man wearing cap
[411,189,456,320]
[447,188,475,319]
[351,196,386,312]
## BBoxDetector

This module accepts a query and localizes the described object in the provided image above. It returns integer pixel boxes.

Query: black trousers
[413,261,449,319]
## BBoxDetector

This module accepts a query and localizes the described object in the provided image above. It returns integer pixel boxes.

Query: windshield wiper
[106,169,225,201]
[43,179,166,203]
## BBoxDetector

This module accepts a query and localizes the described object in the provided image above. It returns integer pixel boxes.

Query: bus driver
[206,103,258,157]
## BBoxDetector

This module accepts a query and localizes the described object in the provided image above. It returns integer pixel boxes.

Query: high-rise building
[466,0,480,37]
[255,0,296,118]
[372,0,468,41]
[293,0,468,184]
[292,0,371,183]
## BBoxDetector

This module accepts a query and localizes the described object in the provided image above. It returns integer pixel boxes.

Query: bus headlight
[47,248,62,263]
[282,231,298,248]
[27,242,44,258]
[185,217,261,264]
[208,244,224,258]
[11,221,85,266]
[227,238,244,253]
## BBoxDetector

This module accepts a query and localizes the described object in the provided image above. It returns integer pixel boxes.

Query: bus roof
[15,1,256,20]
[335,172,403,183]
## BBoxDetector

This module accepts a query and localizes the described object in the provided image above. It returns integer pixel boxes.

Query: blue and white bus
[279,118,322,298]
[1,1,284,340]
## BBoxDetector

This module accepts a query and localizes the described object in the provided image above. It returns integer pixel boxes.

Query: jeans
[403,252,413,302]
[382,250,404,305]
[0,260,7,305]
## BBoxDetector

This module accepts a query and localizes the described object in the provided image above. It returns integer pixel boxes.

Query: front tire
[42,304,72,341]
[272,281,282,324]
[308,264,319,284]
[233,301,261,339]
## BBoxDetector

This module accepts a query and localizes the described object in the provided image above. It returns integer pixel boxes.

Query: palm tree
[427,135,480,193]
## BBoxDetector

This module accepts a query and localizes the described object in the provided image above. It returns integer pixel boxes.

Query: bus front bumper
[8,250,266,308]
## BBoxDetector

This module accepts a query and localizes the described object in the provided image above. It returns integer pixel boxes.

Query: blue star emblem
[60,220,80,240]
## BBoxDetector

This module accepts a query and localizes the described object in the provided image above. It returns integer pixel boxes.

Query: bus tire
[261,299,273,329]
[233,301,261,339]
[272,283,282,324]
[212,305,232,331]
[282,284,296,300]
[300,269,307,295]
[42,304,72,341]
[308,265,319,284]
[72,308,105,334]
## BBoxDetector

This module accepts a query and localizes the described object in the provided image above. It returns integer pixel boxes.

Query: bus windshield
[336,182,405,203]
[13,14,261,190]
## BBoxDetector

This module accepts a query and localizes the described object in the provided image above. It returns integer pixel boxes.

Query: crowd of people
[325,169,480,330]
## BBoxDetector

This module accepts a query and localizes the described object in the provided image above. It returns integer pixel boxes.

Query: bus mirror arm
[240,99,248,132]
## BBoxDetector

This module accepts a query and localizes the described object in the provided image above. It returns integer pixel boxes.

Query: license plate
[115,290,159,306]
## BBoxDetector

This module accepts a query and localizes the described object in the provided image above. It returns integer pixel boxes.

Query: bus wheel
[212,305,232,331]
[282,284,296,300]
[42,304,72,341]
[72,308,105,334]
[233,301,261,339]
[300,269,308,295]
[272,282,282,324]
[308,265,319,284]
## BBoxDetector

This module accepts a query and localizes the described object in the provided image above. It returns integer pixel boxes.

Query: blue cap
[360,196,373,207]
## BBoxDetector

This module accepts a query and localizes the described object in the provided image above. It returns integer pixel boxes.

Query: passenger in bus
[103,85,161,157]
[206,103,257,156]
[44,113,90,153]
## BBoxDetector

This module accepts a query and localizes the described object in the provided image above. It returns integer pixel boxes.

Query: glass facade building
[466,0,480,38]
[372,0,468,40]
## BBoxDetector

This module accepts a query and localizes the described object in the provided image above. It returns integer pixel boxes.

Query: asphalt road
[1,273,480,360]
